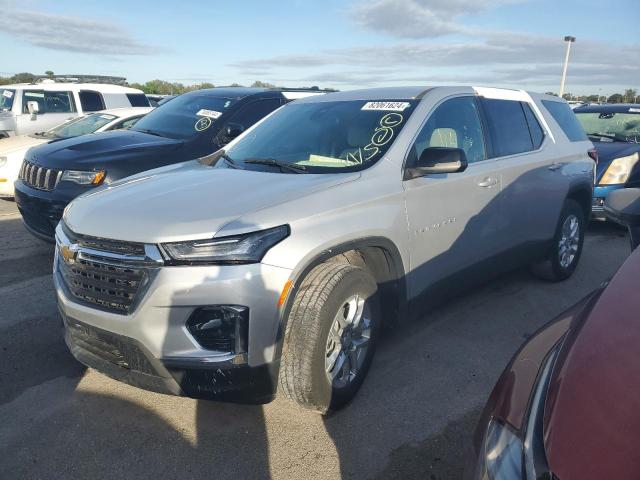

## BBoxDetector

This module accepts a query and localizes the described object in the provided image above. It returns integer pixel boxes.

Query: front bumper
[14,180,70,240]
[592,184,625,221]
[54,235,293,403]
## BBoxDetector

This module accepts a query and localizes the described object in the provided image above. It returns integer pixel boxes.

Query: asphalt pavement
[0,197,630,480]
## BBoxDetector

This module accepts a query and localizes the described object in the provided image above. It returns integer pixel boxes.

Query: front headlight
[161,225,289,264]
[476,420,525,479]
[599,152,639,185]
[0,156,7,168]
[60,170,106,185]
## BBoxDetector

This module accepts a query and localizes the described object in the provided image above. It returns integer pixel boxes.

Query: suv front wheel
[279,262,380,413]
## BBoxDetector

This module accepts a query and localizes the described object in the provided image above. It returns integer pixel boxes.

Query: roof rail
[269,86,339,93]
[33,75,128,86]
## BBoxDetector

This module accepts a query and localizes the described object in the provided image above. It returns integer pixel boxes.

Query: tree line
[1,72,637,102]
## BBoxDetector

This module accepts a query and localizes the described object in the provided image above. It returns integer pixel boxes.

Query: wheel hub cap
[559,214,580,269]
[325,294,371,388]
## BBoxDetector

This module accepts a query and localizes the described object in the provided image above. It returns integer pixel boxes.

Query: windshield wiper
[220,152,239,169]
[587,132,625,142]
[244,158,308,173]
[135,128,164,137]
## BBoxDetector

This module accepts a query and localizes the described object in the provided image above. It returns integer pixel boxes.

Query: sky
[0,0,638,95]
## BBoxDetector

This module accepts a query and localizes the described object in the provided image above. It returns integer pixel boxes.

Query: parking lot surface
[0,197,630,480]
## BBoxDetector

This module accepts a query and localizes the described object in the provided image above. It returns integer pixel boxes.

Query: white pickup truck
[0,81,149,138]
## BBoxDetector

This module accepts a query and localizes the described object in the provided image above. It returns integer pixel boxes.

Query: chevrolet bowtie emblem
[60,243,79,264]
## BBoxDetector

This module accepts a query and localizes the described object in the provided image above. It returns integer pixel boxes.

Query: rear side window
[22,90,76,114]
[482,98,533,157]
[79,91,105,112]
[225,98,283,131]
[126,93,150,107]
[542,100,588,142]
[522,103,545,149]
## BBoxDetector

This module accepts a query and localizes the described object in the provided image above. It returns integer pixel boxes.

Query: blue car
[574,104,640,220]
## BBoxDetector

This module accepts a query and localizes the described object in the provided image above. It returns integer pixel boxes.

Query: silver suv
[55,86,594,412]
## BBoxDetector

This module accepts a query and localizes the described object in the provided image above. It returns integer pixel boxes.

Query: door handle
[548,162,562,171]
[477,177,498,188]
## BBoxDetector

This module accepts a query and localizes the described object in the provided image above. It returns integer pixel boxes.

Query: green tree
[607,93,624,103]
[251,80,276,88]
[45,70,54,79]
[624,88,637,103]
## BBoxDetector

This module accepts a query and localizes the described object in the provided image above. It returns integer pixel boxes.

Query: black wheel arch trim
[271,236,408,368]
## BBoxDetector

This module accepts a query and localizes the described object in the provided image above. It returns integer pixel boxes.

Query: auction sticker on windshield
[2,90,12,98]
[362,101,411,111]
[196,109,222,119]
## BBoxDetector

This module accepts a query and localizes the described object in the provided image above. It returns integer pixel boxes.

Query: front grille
[19,160,62,191]
[58,253,146,314]
[57,225,161,315]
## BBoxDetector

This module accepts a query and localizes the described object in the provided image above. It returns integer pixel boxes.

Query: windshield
[0,89,15,111]
[576,111,640,143]
[223,100,419,173]
[39,112,117,139]
[132,94,236,140]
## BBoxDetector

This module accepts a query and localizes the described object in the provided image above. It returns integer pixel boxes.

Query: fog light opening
[186,305,249,354]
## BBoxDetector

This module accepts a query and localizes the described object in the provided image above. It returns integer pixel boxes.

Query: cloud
[0,4,159,55]
[230,32,640,90]
[350,0,521,38]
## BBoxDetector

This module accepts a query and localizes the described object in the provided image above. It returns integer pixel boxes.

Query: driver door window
[22,90,76,114]
[408,96,486,166]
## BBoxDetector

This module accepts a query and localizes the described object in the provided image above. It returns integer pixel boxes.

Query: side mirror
[27,101,40,118]
[604,188,640,250]
[225,123,244,140]
[405,147,468,180]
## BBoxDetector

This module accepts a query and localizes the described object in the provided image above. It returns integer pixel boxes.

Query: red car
[471,188,640,479]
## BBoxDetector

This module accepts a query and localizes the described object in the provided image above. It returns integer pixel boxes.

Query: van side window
[126,93,150,107]
[22,90,76,114]
[79,91,106,112]
[522,103,545,149]
[407,96,486,166]
[541,100,588,142]
[482,98,535,157]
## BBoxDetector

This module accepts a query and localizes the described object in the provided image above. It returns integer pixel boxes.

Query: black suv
[14,87,326,240]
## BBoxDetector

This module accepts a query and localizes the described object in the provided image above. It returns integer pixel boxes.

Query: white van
[0,81,149,137]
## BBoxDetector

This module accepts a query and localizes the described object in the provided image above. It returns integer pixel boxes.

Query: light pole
[559,36,575,98]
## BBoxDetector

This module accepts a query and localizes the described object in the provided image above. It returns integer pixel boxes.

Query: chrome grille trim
[19,160,63,191]
[55,223,163,315]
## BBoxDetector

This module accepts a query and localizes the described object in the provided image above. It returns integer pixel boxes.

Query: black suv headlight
[475,346,559,480]
[161,225,289,265]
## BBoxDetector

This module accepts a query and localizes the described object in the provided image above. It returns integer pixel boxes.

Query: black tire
[279,262,380,413]
[530,199,585,282]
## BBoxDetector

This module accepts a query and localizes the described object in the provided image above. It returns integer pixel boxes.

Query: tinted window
[127,93,150,107]
[542,100,588,142]
[22,90,76,114]
[132,94,237,140]
[110,115,143,130]
[522,103,544,148]
[79,91,105,112]
[482,99,533,157]
[225,98,282,132]
[408,96,486,165]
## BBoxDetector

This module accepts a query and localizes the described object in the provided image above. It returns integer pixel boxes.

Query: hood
[64,161,359,243]
[543,247,640,479]
[592,141,640,180]
[0,134,46,154]
[26,130,185,170]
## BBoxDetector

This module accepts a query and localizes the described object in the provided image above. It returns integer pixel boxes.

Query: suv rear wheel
[279,262,380,413]
[531,199,585,281]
